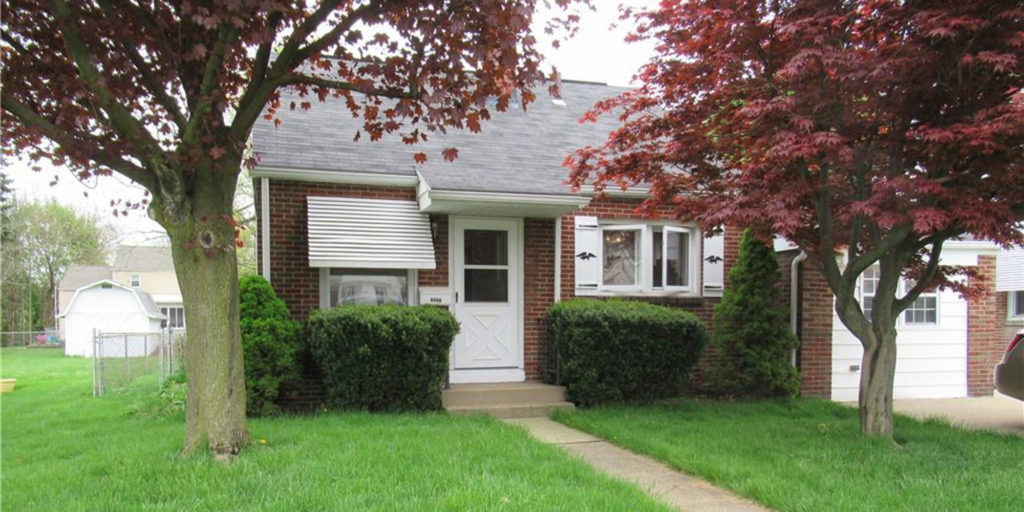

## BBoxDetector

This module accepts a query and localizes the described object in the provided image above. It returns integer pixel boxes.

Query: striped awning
[306,196,436,269]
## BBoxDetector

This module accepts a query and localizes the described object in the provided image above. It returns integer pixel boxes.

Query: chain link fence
[92,328,186,396]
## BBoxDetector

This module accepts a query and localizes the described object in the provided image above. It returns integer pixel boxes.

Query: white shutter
[702,230,725,296]
[574,216,600,295]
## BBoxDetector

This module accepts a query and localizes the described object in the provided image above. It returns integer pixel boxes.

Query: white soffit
[307,196,436,269]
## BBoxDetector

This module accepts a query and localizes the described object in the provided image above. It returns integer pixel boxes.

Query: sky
[5,1,659,245]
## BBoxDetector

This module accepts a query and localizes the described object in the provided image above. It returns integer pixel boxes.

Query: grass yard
[0,349,669,512]
[554,399,1024,512]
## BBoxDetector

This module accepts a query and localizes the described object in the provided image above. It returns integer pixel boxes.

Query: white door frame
[448,215,525,383]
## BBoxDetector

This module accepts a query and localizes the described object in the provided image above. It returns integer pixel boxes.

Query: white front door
[450,217,523,383]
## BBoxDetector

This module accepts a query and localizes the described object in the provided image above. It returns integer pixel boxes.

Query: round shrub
[307,305,459,412]
[239,275,302,416]
[548,299,708,407]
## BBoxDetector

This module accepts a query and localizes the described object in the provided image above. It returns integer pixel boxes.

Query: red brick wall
[524,219,555,379]
[419,216,448,288]
[968,255,1002,396]
[797,260,834,398]
[255,180,418,320]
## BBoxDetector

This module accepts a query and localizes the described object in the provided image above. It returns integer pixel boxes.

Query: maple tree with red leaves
[568,1,1024,437]
[2,0,586,458]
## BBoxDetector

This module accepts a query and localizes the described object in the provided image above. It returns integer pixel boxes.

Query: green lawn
[554,399,1024,512]
[0,349,669,511]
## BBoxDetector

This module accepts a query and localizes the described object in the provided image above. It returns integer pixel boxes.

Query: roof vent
[552,98,567,107]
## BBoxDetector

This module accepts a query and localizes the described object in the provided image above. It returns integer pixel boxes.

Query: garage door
[830,289,967,401]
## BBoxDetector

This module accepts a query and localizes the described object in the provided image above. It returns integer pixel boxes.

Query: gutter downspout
[260,177,271,282]
[790,251,808,368]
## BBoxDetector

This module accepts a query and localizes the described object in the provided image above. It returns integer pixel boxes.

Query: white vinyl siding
[833,274,967,401]
[306,196,436,269]
[995,248,1023,292]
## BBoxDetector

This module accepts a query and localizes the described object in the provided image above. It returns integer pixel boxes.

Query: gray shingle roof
[252,80,630,195]
[113,246,174,272]
[60,265,113,291]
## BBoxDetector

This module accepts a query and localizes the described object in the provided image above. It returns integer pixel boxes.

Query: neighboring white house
[58,280,165,357]
[56,245,185,340]
[829,240,1002,401]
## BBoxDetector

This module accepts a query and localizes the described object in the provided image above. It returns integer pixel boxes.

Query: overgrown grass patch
[553,398,1024,512]
[1,348,669,511]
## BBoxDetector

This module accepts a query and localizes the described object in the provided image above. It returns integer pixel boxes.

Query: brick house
[252,80,1008,399]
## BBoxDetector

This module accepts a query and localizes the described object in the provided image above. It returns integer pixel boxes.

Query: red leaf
[413,152,427,164]
[442,147,459,162]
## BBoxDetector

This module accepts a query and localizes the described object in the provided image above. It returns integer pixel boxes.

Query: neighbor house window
[902,281,938,325]
[160,306,185,329]
[1010,290,1024,322]
[326,269,409,307]
[597,223,697,293]
[859,265,880,318]
[130,274,141,287]
[859,265,938,325]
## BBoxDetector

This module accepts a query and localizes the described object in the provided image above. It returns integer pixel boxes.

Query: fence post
[144,335,149,374]
[92,329,97,397]
[98,331,105,396]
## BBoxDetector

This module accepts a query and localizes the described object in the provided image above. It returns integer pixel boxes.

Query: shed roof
[252,80,630,196]
[58,280,165,320]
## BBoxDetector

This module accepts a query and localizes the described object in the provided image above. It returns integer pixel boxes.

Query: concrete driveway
[893,393,1024,435]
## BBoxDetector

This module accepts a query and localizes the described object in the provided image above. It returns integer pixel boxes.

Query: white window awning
[307,196,436,269]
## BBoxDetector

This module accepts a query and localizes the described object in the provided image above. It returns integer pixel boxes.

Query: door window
[464,229,509,303]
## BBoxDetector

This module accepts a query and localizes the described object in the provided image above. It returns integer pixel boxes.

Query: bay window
[595,222,698,295]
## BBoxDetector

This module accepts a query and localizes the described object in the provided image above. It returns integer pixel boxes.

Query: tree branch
[893,239,945,313]
[119,41,188,130]
[2,94,158,191]
[181,24,238,147]
[48,0,167,167]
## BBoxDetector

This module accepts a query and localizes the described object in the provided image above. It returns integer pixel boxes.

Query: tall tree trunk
[159,163,249,458]
[858,324,898,436]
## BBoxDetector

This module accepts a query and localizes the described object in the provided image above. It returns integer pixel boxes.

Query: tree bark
[158,162,249,459]
[858,323,898,436]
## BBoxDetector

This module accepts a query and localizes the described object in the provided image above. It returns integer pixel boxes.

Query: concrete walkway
[893,393,1024,435]
[505,417,770,512]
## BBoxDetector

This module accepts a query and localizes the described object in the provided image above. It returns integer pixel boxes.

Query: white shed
[58,280,166,357]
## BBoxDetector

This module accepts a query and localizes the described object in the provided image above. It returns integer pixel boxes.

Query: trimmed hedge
[239,275,302,417]
[308,305,459,412]
[549,299,708,407]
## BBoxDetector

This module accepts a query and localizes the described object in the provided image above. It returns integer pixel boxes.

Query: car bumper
[994,362,1024,401]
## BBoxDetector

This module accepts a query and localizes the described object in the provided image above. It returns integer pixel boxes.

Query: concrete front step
[446,401,576,419]
[443,382,574,418]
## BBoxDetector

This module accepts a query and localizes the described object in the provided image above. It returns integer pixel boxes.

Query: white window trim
[659,225,694,292]
[593,220,701,297]
[598,224,645,292]
[318,268,418,309]
[1009,290,1024,324]
[899,280,940,328]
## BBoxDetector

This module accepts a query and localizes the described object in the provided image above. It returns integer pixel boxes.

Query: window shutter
[702,231,725,296]
[574,216,600,295]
